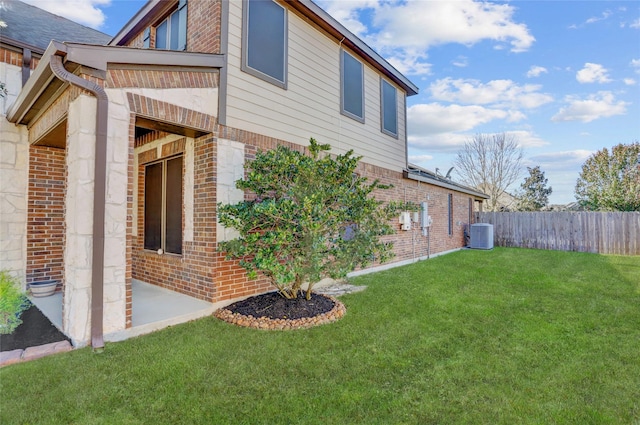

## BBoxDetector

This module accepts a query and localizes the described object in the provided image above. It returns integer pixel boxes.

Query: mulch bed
[0,305,71,352]
[215,291,346,330]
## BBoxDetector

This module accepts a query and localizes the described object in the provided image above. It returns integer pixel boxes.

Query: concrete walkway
[1,280,216,366]
[1,279,367,367]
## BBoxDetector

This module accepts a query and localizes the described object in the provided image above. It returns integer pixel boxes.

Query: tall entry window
[242,0,287,88]
[144,156,183,254]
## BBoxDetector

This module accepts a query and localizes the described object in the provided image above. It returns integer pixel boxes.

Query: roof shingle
[0,0,111,52]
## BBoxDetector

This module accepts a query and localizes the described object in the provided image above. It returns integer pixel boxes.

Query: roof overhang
[6,41,225,126]
[110,0,419,97]
[403,169,490,200]
[289,0,418,96]
[0,35,46,55]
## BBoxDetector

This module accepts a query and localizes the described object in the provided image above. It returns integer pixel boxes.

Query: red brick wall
[186,0,222,53]
[0,47,40,70]
[130,117,479,305]
[27,146,66,291]
[216,127,478,275]
[121,0,222,54]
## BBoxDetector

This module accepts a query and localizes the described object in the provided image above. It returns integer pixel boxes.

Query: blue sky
[22,0,640,204]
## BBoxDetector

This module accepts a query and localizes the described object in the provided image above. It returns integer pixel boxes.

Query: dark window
[341,49,364,122]
[155,0,187,51]
[448,194,453,236]
[381,79,398,137]
[242,0,287,88]
[144,156,183,254]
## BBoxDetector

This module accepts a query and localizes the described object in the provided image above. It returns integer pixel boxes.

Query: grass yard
[1,248,639,424]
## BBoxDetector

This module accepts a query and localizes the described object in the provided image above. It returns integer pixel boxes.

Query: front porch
[30,280,217,345]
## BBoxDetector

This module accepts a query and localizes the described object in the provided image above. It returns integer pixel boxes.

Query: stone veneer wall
[0,118,29,286]
[1,61,29,286]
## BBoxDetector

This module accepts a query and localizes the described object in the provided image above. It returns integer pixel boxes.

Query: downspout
[49,55,107,350]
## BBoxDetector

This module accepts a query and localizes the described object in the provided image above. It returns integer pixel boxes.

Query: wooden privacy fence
[477,212,640,255]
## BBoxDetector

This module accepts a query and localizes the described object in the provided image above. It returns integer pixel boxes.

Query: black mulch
[226,291,335,320]
[0,305,71,352]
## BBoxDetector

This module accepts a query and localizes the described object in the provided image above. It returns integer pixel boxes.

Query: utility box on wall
[470,223,494,249]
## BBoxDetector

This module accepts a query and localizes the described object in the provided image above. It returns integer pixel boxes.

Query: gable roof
[110,0,419,97]
[0,0,111,52]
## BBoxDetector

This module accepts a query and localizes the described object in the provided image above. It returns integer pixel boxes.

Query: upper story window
[341,49,364,122]
[242,0,288,88]
[381,78,398,137]
[144,0,187,51]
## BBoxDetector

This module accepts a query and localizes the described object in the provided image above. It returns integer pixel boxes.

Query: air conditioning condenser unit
[469,223,494,249]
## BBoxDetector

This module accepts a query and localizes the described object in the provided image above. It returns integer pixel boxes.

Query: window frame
[380,78,398,138]
[153,0,187,51]
[144,155,184,255]
[241,0,288,89]
[340,49,365,123]
[448,193,454,236]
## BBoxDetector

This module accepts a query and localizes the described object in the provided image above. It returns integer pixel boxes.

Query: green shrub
[0,271,31,335]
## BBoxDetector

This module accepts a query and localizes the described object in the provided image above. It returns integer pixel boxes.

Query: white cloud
[576,63,612,84]
[386,50,432,76]
[505,131,549,149]
[374,1,534,53]
[408,130,547,155]
[408,132,469,153]
[452,56,468,68]
[408,154,434,164]
[21,0,110,29]
[530,150,593,166]
[551,91,628,123]
[429,78,553,109]
[623,78,637,86]
[631,59,640,73]
[585,10,612,25]
[526,66,548,78]
[630,18,640,29]
[318,0,535,61]
[408,103,516,136]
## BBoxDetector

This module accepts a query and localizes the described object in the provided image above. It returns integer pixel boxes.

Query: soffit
[7,41,224,126]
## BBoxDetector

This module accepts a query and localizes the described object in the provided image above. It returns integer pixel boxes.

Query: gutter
[403,170,490,200]
[49,54,107,350]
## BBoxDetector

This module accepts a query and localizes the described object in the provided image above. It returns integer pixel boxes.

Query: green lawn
[1,248,639,424]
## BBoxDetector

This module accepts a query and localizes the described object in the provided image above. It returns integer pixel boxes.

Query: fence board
[477,212,640,256]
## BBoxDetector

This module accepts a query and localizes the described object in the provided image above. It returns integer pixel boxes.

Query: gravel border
[214,294,346,330]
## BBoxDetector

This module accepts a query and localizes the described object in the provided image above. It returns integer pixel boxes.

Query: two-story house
[1,0,487,347]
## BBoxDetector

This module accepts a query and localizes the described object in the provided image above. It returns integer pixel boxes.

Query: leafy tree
[515,166,552,211]
[575,142,640,211]
[218,138,405,300]
[454,133,523,211]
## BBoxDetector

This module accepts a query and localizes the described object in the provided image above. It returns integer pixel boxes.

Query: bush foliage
[0,271,30,335]
[218,138,406,299]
